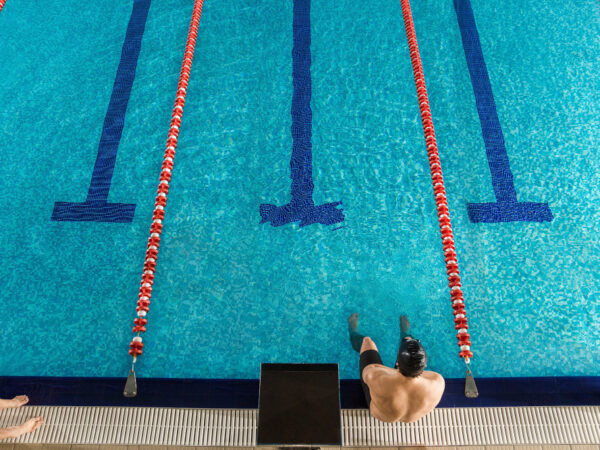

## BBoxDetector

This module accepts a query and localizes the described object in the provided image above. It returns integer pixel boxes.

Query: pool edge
[1,376,599,408]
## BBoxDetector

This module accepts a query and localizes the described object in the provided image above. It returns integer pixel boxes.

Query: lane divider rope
[399,0,473,363]
[128,0,205,363]
[0,1,7,14]
[119,0,472,395]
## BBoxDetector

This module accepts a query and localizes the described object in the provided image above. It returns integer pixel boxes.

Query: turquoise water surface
[0,0,599,380]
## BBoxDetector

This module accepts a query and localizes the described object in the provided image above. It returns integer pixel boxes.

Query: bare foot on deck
[10,396,29,408]
[19,417,44,434]
[1,395,29,409]
[2,417,44,440]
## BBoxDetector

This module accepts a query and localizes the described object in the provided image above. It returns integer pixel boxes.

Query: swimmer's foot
[4,395,29,408]
[400,315,410,335]
[348,313,359,333]
[19,417,44,435]
[4,417,44,439]
[13,395,29,407]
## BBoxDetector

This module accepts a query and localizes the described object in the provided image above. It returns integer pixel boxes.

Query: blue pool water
[0,0,599,382]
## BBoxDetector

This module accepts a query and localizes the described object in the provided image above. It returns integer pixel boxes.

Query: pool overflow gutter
[124,0,479,400]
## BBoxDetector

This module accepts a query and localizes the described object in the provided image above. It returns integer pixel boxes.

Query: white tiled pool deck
[0,444,599,450]
[0,407,599,447]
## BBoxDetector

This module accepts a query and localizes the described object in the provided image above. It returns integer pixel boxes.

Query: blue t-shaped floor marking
[52,0,151,222]
[454,0,553,223]
[259,0,344,227]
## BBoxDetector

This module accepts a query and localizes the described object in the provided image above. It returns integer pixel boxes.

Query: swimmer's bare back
[360,338,445,423]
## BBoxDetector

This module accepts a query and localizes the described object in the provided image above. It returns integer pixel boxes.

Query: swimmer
[348,313,445,423]
[0,396,44,440]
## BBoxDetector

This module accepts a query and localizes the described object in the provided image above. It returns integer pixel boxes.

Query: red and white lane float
[399,0,477,397]
[124,0,205,397]
[122,0,477,399]
[0,0,7,14]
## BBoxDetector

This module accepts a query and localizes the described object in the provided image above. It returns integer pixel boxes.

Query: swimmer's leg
[348,313,365,353]
[396,314,411,369]
[358,337,381,408]
[400,314,411,341]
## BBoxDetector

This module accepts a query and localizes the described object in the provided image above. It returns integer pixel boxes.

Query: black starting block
[257,363,342,446]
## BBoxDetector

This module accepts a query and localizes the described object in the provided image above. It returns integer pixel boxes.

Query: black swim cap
[396,338,428,378]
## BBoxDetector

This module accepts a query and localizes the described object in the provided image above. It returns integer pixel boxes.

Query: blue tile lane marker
[453,0,553,223]
[52,0,152,222]
[259,0,344,227]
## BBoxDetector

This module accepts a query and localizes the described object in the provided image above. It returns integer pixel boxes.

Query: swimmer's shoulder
[418,371,446,402]
[361,363,389,382]
[422,370,445,388]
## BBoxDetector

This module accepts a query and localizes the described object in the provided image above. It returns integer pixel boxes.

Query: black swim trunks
[359,349,383,407]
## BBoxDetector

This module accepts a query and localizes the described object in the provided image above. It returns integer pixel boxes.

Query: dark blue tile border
[1,376,598,408]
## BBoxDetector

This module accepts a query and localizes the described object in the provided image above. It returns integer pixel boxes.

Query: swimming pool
[1,0,599,405]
